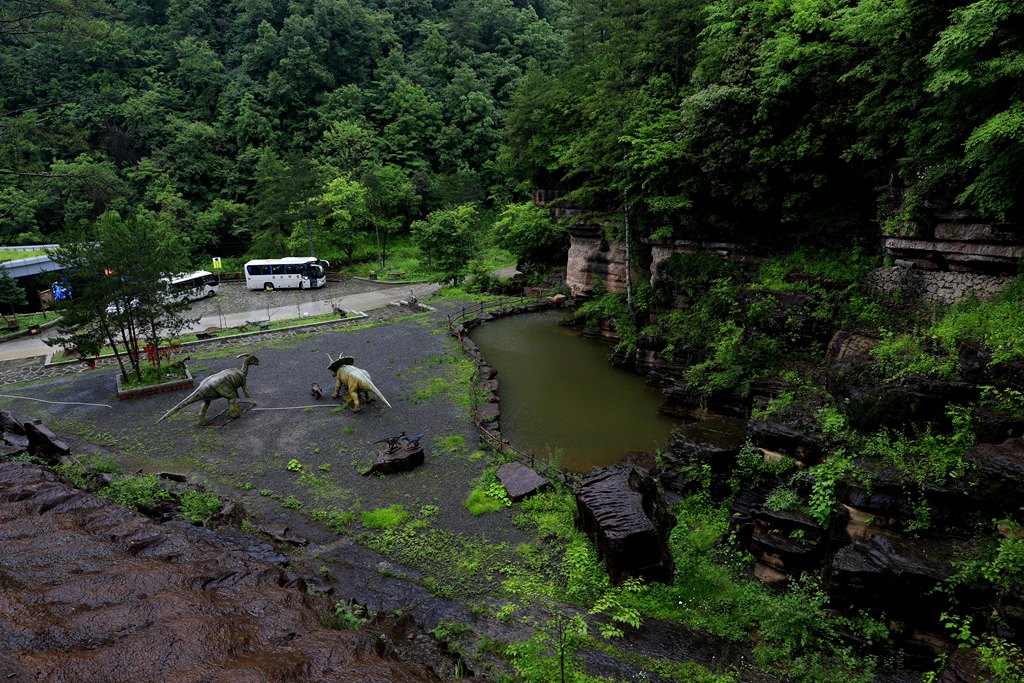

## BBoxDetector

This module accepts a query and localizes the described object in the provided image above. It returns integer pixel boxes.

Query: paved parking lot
[188,279,391,317]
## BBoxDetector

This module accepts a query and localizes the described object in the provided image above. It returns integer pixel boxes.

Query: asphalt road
[0,279,439,363]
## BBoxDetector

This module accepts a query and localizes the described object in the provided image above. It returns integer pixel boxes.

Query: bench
[2,316,18,332]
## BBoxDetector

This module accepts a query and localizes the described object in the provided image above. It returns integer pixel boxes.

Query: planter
[116,368,194,401]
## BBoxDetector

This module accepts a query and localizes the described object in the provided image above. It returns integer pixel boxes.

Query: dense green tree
[0,269,28,315]
[411,204,479,282]
[493,201,566,265]
[298,175,368,262]
[361,162,418,267]
[48,211,194,381]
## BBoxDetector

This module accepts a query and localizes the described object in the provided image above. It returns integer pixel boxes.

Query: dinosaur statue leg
[228,398,240,418]
[198,399,212,425]
[347,380,361,412]
[331,375,343,400]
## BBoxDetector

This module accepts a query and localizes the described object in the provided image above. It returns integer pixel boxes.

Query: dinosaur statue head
[238,353,260,367]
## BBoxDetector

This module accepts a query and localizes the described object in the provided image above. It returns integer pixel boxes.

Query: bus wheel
[207,289,216,298]
[298,281,303,290]
[264,283,274,291]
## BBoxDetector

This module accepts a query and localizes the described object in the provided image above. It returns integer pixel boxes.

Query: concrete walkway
[0,281,440,363]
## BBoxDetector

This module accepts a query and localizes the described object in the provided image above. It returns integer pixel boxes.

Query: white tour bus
[243,257,328,290]
[163,270,220,302]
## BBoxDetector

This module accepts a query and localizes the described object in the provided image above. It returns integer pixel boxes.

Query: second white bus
[164,270,220,302]
[243,257,328,290]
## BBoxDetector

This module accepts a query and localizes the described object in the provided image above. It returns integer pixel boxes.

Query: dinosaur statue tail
[353,368,392,409]
[155,386,201,424]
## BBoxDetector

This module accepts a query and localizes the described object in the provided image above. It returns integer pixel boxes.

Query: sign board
[212,257,222,269]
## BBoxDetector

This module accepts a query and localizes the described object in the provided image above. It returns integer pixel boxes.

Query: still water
[470,310,679,472]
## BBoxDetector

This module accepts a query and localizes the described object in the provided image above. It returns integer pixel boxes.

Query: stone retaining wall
[864,266,1013,305]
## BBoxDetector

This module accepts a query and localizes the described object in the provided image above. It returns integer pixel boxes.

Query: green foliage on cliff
[502,0,1024,240]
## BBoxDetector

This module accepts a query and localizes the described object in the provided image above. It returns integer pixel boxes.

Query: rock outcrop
[0,461,465,683]
[565,224,629,299]
[574,464,675,584]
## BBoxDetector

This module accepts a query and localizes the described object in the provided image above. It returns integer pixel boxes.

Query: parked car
[105,298,139,315]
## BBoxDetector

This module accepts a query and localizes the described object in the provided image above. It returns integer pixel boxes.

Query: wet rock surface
[964,437,1024,513]
[0,461,457,683]
[828,534,978,625]
[575,464,675,583]
[495,461,550,501]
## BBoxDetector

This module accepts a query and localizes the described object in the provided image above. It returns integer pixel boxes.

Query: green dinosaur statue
[156,354,260,425]
[327,355,392,412]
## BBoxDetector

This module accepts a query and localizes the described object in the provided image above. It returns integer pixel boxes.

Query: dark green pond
[470,310,679,472]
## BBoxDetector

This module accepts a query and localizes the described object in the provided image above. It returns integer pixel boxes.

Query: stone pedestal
[362,446,424,476]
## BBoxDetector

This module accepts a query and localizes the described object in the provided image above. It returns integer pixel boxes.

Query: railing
[446,297,533,328]
[448,296,581,490]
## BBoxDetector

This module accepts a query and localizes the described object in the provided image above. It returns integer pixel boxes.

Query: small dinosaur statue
[156,354,260,425]
[327,354,391,413]
[401,430,427,448]
[372,434,404,453]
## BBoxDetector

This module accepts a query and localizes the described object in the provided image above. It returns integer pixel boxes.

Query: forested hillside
[0,0,564,261]
[2,1,1021,256]
[505,0,1024,244]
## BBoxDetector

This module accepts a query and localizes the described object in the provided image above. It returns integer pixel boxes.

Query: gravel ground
[188,278,399,316]
[0,302,527,547]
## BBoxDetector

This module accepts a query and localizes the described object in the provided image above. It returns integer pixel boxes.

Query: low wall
[864,266,1013,305]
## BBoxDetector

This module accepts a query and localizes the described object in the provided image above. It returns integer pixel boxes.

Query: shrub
[99,474,172,511]
[180,490,222,522]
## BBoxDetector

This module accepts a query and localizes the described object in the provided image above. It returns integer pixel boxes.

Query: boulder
[826,330,879,365]
[659,381,749,419]
[575,464,675,584]
[474,403,499,426]
[496,462,550,501]
[666,416,747,495]
[23,420,71,462]
[840,379,978,433]
[258,523,309,546]
[964,437,1024,514]
[972,406,1024,443]
[363,446,425,476]
[747,509,826,578]
[829,534,980,626]
[748,415,824,465]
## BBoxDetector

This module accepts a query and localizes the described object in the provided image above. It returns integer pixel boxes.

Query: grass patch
[433,434,468,457]
[98,474,172,510]
[0,248,47,262]
[313,507,357,534]
[361,504,410,530]
[465,467,511,516]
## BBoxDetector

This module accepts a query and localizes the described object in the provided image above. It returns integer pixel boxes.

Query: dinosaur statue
[156,354,260,425]
[401,430,427,448]
[327,354,392,413]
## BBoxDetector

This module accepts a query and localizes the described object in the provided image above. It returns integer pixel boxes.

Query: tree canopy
[2,0,1021,263]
